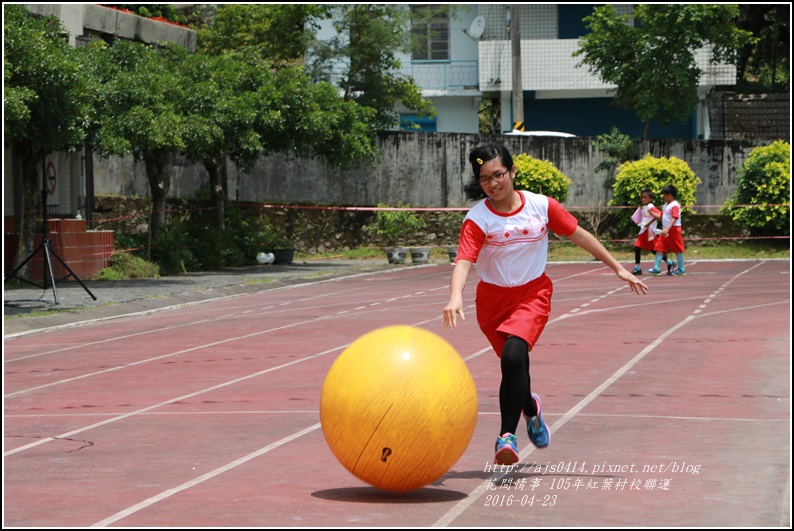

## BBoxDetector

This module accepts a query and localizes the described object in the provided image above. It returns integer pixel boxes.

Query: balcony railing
[321,60,479,93]
[399,60,479,92]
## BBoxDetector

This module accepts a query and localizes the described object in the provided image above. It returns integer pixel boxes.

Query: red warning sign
[45,161,56,195]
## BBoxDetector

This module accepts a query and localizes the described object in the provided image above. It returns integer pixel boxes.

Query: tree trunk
[13,141,44,278]
[144,151,171,238]
[205,159,225,230]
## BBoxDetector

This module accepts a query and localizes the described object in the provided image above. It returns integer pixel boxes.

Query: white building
[316,4,736,138]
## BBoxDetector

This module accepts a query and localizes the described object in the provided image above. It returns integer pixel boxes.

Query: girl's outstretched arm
[443,259,474,329]
[567,226,648,295]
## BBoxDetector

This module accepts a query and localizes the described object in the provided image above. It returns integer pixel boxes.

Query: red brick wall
[4,217,114,281]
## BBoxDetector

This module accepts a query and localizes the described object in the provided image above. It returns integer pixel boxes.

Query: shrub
[365,203,426,246]
[610,154,701,235]
[721,141,790,235]
[439,210,466,244]
[187,223,248,270]
[96,251,159,280]
[611,155,701,207]
[512,154,572,203]
[149,226,201,275]
[225,207,294,262]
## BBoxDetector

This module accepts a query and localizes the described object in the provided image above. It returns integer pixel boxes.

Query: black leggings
[636,246,667,264]
[499,336,537,436]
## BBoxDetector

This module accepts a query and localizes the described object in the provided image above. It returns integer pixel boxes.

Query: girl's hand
[444,260,472,330]
[443,296,465,330]
[617,268,648,295]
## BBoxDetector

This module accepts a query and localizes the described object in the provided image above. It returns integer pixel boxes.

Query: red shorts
[634,230,655,251]
[653,226,685,254]
[475,274,553,356]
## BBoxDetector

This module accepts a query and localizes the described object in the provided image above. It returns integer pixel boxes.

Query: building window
[411,5,449,61]
[558,4,599,39]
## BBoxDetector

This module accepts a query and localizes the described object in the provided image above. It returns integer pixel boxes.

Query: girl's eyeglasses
[479,169,510,186]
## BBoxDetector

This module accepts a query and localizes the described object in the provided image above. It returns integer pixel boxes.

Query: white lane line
[7,261,782,526]
[90,423,322,528]
[432,261,768,527]
[3,266,416,340]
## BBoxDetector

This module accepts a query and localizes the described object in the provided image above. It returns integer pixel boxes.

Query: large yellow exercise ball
[320,325,478,492]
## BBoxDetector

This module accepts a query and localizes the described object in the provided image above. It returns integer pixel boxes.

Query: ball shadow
[311,486,468,504]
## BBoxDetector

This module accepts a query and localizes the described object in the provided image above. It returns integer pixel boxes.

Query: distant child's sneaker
[494,433,519,465]
[525,392,550,448]
[631,266,642,275]
[646,268,662,276]
[671,269,687,276]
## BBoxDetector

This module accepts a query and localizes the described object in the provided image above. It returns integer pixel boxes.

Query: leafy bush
[96,251,159,280]
[225,206,294,258]
[258,224,295,250]
[611,154,701,208]
[187,223,248,270]
[149,226,202,275]
[610,154,701,234]
[365,203,426,246]
[721,141,790,235]
[512,154,572,203]
[102,4,188,27]
[439,210,466,244]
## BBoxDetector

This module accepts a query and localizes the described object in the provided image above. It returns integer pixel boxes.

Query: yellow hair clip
[476,158,483,164]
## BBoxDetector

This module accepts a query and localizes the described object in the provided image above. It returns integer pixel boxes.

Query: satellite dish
[467,16,485,40]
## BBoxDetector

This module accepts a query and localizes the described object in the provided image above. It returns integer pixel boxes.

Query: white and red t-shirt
[633,203,661,236]
[661,200,682,228]
[456,191,579,287]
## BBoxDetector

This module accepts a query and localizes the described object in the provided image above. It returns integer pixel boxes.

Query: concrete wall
[25,4,197,52]
[92,132,771,209]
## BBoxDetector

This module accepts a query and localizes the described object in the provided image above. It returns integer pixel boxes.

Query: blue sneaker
[646,268,662,276]
[525,393,550,448]
[494,433,519,465]
[671,269,687,276]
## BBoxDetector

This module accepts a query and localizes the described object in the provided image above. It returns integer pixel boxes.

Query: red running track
[3,260,791,527]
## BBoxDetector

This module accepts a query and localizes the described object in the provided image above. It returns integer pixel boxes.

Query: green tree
[87,40,188,237]
[3,5,92,270]
[721,141,790,235]
[198,4,329,66]
[176,50,266,230]
[575,4,754,138]
[263,66,378,168]
[307,4,434,130]
[736,5,789,93]
[176,49,378,230]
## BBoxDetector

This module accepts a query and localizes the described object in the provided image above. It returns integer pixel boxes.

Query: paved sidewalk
[4,258,433,337]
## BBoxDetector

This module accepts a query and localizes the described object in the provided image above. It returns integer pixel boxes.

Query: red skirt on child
[653,226,685,254]
[634,230,656,251]
[475,274,553,356]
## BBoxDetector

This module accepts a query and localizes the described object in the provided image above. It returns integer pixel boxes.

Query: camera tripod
[4,187,96,305]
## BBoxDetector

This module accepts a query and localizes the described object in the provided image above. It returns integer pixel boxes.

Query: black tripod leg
[47,244,97,301]
[42,242,60,305]
[4,242,44,284]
